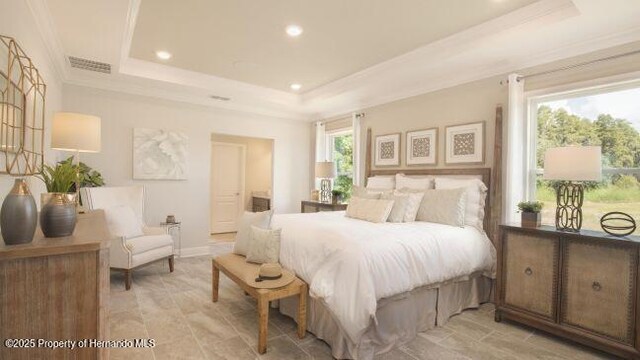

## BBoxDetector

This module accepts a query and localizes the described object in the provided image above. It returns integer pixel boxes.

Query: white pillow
[233,210,273,256]
[366,176,395,190]
[415,188,467,227]
[103,205,144,239]
[352,186,387,199]
[346,197,395,223]
[434,178,487,230]
[246,226,281,264]
[382,192,425,222]
[395,174,434,191]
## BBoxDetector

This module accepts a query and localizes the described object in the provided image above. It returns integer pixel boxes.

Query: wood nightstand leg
[212,262,219,302]
[297,284,307,339]
[258,296,269,354]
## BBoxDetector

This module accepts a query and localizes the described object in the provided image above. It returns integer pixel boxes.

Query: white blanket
[273,211,496,343]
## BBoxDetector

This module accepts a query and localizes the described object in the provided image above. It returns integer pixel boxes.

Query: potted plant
[517,201,544,228]
[331,189,344,204]
[36,161,78,237]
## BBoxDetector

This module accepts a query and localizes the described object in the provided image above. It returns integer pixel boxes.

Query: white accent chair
[80,186,175,290]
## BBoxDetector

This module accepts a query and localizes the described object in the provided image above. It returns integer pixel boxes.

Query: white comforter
[273,211,496,343]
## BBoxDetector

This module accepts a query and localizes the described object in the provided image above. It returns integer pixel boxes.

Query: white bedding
[272,211,496,343]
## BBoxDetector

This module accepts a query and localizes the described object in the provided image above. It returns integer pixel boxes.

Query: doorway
[210,142,246,234]
[210,134,274,235]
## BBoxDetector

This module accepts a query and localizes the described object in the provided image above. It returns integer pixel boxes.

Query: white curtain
[352,113,362,186]
[504,73,527,223]
[315,121,326,163]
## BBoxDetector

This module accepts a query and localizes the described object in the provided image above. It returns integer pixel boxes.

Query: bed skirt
[279,274,493,359]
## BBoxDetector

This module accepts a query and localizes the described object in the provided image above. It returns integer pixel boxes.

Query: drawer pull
[592,281,602,291]
[524,267,533,276]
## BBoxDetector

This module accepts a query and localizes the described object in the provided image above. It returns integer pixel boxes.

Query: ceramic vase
[39,193,77,237]
[0,178,38,245]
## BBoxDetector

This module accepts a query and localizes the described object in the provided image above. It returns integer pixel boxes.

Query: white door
[211,142,245,233]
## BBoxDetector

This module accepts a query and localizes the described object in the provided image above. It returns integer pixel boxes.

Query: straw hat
[246,263,296,289]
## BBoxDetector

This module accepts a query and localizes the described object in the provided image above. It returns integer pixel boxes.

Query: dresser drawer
[503,231,558,319]
[561,239,637,344]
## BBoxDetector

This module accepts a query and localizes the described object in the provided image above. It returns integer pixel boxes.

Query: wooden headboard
[364,106,503,244]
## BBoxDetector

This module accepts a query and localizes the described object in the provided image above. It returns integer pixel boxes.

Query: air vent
[210,95,231,101]
[68,56,111,74]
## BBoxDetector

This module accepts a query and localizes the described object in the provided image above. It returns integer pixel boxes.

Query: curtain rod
[501,48,640,84]
[319,112,365,125]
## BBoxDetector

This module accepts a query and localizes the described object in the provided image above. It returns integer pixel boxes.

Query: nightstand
[300,200,347,213]
[497,224,640,359]
[160,222,182,257]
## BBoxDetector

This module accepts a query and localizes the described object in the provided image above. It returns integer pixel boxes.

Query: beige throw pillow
[233,210,273,256]
[246,226,281,264]
[434,178,487,230]
[346,197,395,223]
[415,188,467,227]
[381,192,425,223]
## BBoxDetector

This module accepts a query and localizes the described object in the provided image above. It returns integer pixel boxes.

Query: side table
[161,222,182,257]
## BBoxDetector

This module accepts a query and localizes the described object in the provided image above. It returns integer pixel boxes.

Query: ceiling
[33,0,640,120]
[129,0,537,92]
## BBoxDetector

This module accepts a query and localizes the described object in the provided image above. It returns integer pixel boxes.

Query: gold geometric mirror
[0,34,46,176]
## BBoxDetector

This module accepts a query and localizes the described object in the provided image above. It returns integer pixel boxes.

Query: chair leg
[212,261,219,303]
[168,255,175,272]
[124,269,132,291]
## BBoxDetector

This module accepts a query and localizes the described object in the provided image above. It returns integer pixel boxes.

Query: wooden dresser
[497,224,640,359]
[0,210,110,359]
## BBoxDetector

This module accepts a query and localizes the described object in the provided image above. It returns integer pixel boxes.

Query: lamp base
[320,179,332,203]
[555,181,583,232]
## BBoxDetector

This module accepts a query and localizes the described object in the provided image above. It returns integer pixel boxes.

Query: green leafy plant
[37,161,77,193]
[331,189,343,197]
[517,201,544,213]
[58,156,105,190]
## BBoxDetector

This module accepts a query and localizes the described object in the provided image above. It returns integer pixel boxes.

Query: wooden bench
[211,254,307,354]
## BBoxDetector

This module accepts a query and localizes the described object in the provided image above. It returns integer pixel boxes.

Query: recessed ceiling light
[155,50,172,60]
[290,83,302,91]
[285,25,303,37]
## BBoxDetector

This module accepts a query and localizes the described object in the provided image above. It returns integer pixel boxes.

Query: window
[326,130,354,200]
[529,85,640,234]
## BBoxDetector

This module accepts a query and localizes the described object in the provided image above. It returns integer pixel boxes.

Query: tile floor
[108,244,617,359]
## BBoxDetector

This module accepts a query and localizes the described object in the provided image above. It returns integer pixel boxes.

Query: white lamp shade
[51,112,101,152]
[315,161,336,179]
[543,146,602,181]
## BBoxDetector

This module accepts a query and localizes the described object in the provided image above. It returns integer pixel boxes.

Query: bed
[275,166,499,359]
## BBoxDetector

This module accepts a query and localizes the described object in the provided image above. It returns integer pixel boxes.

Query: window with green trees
[328,132,353,200]
[534,87,640,234]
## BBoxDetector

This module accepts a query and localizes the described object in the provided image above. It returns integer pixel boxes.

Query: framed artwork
[375,133,400,166]
[133,128,188,180]
[406,128,437,165]
[445,122,485,164]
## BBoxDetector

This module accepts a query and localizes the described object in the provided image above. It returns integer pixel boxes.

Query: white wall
[63,84,310,253]
[0,0,63,208]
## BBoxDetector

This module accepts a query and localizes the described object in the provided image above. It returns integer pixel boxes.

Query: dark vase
[39,193,77,237]
[0,178,38,245]
[521,212,541,228]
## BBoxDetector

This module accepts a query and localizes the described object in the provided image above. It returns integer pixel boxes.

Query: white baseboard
[178,246,211,258]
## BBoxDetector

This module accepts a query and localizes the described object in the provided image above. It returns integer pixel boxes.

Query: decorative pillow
[103,205,144,239]
[233,210,273,256]
[415,188,467,227]
[246,226,281,264]
[382,192,425,222]
[366,176,395,190]
[346,197,395,223]
[395,174,434,191]
[434,178,487,230]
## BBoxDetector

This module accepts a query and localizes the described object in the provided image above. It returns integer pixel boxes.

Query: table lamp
[543,146,601,232]
[315,161,336,203]
[51,112,101,198]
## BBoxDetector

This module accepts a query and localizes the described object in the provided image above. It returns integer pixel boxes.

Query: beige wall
[360,75,507,178]
[211,134,274,210]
